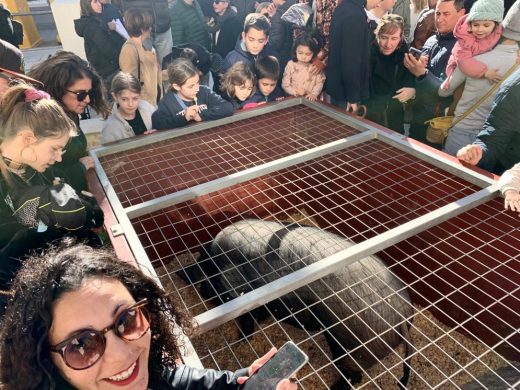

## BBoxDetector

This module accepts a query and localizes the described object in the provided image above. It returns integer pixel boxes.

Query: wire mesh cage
[92,99,520,389]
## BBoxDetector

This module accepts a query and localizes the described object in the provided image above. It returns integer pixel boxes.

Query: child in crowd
[282,32,326,101]
[244,56,285,106]
[221,13,277,73]
[100,72,156,144]
[499,163,520,218]
[220,61,256,109]
[443,0,504,89]
[152,58,233,130]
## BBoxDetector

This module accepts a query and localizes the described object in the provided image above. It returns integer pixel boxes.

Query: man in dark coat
[210,0,242,59]
[269,0,297,72]
[403,0,465,147]
[325,0,382,114]
[116,0,172,65]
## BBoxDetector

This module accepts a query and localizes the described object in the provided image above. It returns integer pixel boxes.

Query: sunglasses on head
[50,299,150,370]
[66,89,92,102]
[214,0,228,3]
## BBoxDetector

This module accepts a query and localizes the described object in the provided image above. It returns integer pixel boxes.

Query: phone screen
[243,342,309,390]
[409,47,422,60]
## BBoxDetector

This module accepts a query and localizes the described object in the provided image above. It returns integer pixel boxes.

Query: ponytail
[0,83,76,186]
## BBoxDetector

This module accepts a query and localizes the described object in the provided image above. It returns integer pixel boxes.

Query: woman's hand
[456,144,483,166]
[79,156,95,171]
[144,129,157,135]
[504,190,520,217]
[393,87,415,103]
[305,94,318,101]
[237,347,298,389]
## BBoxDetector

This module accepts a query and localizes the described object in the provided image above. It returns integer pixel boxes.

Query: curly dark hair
[27,51,111,119]
[0,243,195,390]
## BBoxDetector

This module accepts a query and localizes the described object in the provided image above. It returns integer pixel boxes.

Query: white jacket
[100,100,156,145]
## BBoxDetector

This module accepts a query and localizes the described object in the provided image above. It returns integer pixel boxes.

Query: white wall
[50,0,86,59]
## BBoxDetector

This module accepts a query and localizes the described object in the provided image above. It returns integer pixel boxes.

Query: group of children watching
[101,14,325,144]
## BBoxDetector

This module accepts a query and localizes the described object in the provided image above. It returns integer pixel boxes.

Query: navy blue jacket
[221,38,279,73]
[473,67,520,175]
[325,0,371,103]
[244,85,285,104]
[411,32,457,125]
[152,85,234,130]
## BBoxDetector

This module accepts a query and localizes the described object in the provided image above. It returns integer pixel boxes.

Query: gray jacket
[100,100,156,145]
[438,43,519,132]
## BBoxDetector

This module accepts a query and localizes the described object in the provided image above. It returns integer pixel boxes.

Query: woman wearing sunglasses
[28,51,111,193]
[0,244,298,390]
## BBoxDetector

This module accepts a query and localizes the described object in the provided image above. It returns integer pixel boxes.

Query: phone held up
[409,47,422,60]
[242,341,309,390]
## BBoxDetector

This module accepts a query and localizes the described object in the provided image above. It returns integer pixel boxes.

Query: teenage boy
[221,13,279,72]
[244,55,285,105]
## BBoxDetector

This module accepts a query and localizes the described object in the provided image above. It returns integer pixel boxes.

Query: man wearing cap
[456,0,520,175]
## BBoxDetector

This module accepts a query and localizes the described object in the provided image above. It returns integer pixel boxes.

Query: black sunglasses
[214,0,228,3]
[50,299,150,370]
[66,89,93,102]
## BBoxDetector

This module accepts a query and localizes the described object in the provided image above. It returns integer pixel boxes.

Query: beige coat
[119,40,162,107]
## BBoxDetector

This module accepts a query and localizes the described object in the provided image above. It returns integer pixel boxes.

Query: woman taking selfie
[0,84,103,293]
[0,244,298,390]
[28,51,111,192]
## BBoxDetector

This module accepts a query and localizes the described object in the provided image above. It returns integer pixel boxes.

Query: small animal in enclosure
[179,219,414,389]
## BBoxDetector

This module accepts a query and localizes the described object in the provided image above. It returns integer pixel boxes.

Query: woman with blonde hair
[0,83,103,293]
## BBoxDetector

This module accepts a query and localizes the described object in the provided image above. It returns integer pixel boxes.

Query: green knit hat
[467,0,504,23]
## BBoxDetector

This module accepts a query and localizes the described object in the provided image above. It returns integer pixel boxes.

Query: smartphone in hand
[243,342,309,390]
[409,47,423,60]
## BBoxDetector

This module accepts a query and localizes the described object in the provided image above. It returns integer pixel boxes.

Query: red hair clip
[24,88,50,102]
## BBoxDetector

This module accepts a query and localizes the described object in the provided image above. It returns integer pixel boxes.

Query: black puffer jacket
[74,15,125,79]
[269,0,297,71]
[151,365,248,389]
[117,0,171,34]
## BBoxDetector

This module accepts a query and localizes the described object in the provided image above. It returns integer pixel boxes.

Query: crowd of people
[0,0,520,388]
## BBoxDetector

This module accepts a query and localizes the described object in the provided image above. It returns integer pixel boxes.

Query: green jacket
[170,0,211,50]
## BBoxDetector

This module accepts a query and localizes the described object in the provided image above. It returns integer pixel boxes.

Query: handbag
[424,63,519,144]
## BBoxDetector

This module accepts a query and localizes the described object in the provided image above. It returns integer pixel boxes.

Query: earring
[20,146,38,163]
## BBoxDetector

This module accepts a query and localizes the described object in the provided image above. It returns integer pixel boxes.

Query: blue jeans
[153,28,173,68]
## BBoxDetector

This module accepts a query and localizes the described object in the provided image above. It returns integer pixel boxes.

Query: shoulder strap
[451,63,519,128]
[131,43,141,82]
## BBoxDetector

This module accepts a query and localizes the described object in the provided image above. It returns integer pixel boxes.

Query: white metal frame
[90,98,501,367]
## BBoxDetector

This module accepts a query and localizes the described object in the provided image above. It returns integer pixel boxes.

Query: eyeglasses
[50,299,150,370]
[66,89,92,102]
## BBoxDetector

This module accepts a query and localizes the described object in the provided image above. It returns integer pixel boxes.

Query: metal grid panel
[131,140,480,263]
[92,103,519,389]
[98,105,359,208]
